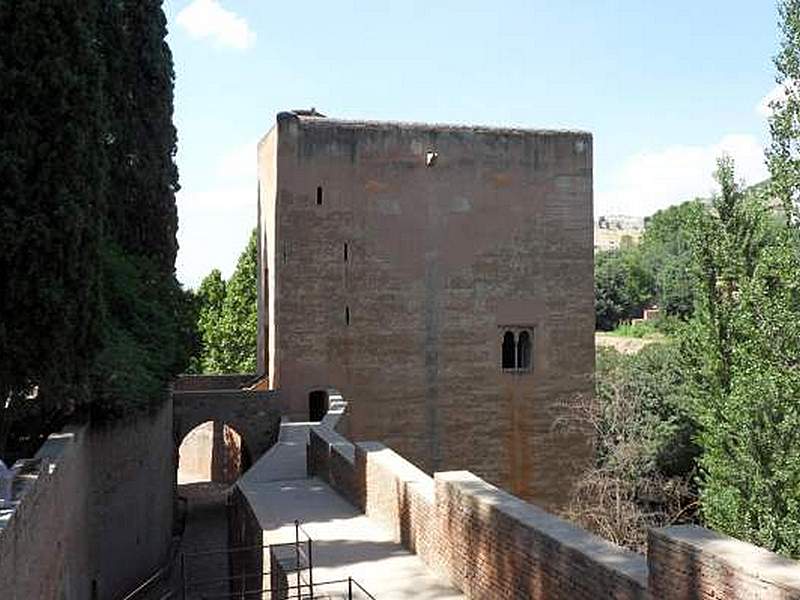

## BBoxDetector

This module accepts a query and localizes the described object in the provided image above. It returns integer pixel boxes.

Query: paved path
[177,482,232,599]
[238,421,464,599]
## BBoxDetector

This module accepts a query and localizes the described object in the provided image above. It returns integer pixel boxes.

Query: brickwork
[0,426,91,600]
[260,113,594,507]
[308,411,800,600]
[174,373,256,391]
[435,471,647,599]
[648,526,800,600]
[173,388,284,461]
[0,397,175,600]
[228,485,264,597]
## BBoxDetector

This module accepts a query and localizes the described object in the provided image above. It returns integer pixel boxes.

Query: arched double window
[500,328,534,373]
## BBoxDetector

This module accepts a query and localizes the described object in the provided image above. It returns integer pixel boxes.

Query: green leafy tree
[103,0,179,273]
[768,0,800,224]
[192,230,258,374]
[0,0,191,452]
[640,201,705,318]
[218,231,258,373]
[683,157,800,556]
[192,270,227,373]
[594,247,655,330]
[91,0,189,415]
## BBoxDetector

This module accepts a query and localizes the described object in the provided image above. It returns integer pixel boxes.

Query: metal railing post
[307,537,313,599]
[348,576,353,600]
[180,553,187,600]
[294,520,301,599]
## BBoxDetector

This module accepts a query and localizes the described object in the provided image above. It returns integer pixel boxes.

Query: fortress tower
[256,111,594,507]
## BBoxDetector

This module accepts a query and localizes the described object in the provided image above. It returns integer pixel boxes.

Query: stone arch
[177,420,252,484]
[172,387,284,476]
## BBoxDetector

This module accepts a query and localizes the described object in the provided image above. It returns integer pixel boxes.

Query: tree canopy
[191,230,258,374]
[0,1,191,454]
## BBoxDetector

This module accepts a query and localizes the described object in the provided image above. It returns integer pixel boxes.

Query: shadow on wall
[178,421,252,485]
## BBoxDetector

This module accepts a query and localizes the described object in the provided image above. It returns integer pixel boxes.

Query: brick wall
[309,413,800,600]
[228,485,263,597]
[0,398,175,600]
[174,373,256,391]
[0,426,91,600]
[264,115,595,507]
[434,471,647,599]
[648,526,800,599]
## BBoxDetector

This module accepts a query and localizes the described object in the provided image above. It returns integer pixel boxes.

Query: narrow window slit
[345,306,350,325]
[344,242,349,262]
[316,186,323,205]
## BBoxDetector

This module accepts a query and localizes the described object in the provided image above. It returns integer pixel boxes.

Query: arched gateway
[172,376,284,467]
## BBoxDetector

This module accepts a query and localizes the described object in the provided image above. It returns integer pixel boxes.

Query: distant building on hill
[594,214,644,251]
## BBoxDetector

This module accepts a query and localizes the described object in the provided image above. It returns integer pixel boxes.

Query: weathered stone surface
[309,420,648,600]
[173,387,284,461]
[649,526,800,600]
[258,113,595,507]
[0,398,175,600]
[310,412,800,600]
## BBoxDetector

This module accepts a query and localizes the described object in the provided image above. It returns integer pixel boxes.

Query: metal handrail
[119,540,180,600]
[196,577,375,599]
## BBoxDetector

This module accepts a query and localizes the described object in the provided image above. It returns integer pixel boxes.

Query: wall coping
[436,471,649,587]
[651,525,800,590]
[358,442,434,502]
[0,424,86,538]
[312,424,355,464]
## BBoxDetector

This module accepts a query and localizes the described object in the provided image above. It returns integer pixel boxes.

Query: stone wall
[173,388,284,461]
[174,373,256,391]
[87,399,175,598]
[0,397,175,600]
[260,114,595,508]
[228,485,264,598]
[308,419,800,600]
[648,526,800,600]
[0,426,91,600]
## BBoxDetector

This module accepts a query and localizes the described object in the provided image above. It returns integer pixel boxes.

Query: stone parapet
[648,526,800,600]
[308,403,800,600]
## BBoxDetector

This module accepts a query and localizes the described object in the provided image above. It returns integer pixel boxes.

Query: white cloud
[176,0,256,50]
[756,80,799,118]
[597,134,768,217]
[757,83,787,118]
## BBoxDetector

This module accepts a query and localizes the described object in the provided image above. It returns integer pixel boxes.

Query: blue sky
[164,0,781,288]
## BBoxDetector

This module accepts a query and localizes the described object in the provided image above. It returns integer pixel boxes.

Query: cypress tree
[104,0,179,271]
[0,0,191,444]
[0,0,108,450]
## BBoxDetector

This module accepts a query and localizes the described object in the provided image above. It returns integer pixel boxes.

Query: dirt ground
[595,332,660,355]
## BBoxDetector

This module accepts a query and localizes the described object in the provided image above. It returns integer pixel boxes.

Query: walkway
[238,421,464,599]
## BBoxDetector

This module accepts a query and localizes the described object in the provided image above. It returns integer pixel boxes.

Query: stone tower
[257,111,594,507]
